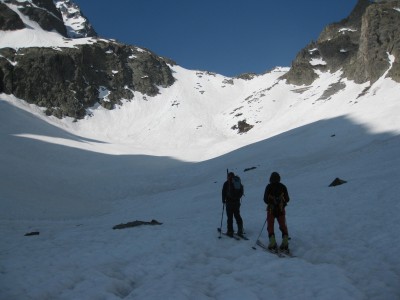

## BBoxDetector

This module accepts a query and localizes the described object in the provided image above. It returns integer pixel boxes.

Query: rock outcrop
[282,0,400,85]
[0,0,175,119]
[0,43,175,119]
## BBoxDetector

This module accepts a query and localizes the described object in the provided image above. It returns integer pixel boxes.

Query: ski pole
[218,168,228,238]
[252,217,267,250]
[218,203,225,239]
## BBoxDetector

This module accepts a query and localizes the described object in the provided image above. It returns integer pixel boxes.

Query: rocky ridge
[53,0,97,38]
[0,0,175,119]
[282,0,400,86]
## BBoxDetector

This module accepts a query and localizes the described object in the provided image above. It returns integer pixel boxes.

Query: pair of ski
[218,228,295,258]
[217,228,249,240]
[254,239,295,258]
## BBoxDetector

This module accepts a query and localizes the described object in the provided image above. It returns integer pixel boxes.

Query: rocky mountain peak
[53,0,97,38]
[281,0,400,86]
[2,0,68,36]
[0,0,175,119]
[317,0,370,43]
[0,0,96,38]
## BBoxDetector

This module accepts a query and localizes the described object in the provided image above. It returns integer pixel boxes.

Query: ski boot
[268,235,277,251]
[279,235,289,253]
[226,231,234,237]
[237,225,244,237]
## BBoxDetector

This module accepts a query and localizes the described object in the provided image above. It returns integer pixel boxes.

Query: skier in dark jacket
[263,172,290,250]
[222,172,244,237]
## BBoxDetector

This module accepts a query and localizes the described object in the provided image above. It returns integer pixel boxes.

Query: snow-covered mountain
[0,0,175,119]
[1,0,400,299]
[283,0,400,85]
[1,0,399,120]
[54,0,97,38]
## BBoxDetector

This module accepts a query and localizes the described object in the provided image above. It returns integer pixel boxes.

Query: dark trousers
[267,209,288,237]
[226,202,243,232]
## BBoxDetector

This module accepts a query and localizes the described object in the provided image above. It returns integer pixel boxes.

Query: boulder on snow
[244,166,257,172]
[329,177,347,187]
[24,231,40,236]
[112,219,162,230]
[232,119,254,134]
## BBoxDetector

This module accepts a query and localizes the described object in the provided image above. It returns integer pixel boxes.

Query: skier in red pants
[263,172,290,251]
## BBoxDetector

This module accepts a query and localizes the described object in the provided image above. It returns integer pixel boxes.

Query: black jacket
[263,182,290,205]
[222,180,243,203]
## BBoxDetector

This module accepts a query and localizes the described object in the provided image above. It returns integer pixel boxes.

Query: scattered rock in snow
[244,167,257,172]
[329,177,347,187]
[24,231,40,236]
[231,119,254,134]
[112,219,162,230]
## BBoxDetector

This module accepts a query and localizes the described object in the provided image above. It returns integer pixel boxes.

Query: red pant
[267,209,288,237]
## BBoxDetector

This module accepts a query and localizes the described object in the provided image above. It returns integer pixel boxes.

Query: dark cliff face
[0,0,175,119]
[0,2,25,30]
[281,0,400,85]
[347,1,400,83]
[2,0,69,36]
[0,43,175,119]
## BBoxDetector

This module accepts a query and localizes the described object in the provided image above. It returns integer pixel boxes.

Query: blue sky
[73,0,358,77]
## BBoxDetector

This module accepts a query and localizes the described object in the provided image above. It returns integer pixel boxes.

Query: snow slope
[1,2,400,298]
[1,65,400,299]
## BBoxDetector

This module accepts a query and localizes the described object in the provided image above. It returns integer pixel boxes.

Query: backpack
[227,176,243,199]
[268,192,286,204]
[268,192,286,214]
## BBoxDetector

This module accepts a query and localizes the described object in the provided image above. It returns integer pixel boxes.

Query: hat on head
[270,172,280,183]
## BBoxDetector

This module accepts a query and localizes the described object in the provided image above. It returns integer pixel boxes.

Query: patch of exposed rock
[281,0,400,85]
[0,42,175,119]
